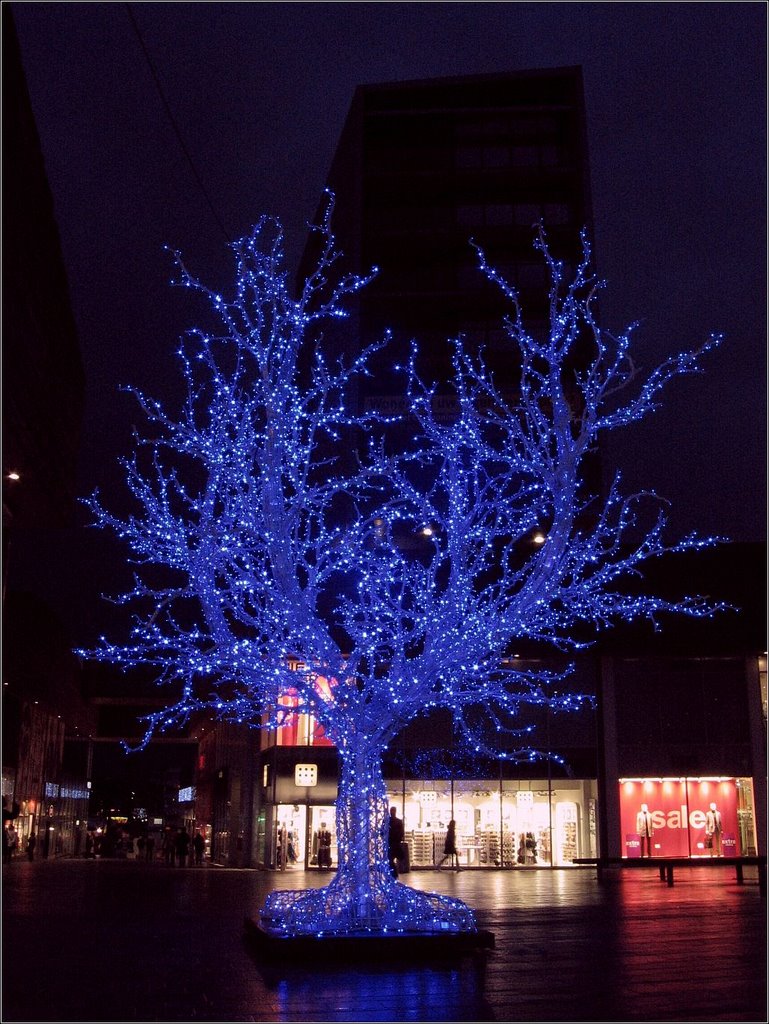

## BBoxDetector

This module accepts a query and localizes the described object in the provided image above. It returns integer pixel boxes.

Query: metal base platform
[244,916,495,961]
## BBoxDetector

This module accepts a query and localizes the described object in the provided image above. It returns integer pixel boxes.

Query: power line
[125,3,231,246]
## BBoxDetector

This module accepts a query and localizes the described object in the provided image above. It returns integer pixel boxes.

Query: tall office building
[302,66,593,407]
[2,6,92,857]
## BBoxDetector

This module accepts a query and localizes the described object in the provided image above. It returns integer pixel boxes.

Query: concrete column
[596,655,621,858]
[745,655,767,854]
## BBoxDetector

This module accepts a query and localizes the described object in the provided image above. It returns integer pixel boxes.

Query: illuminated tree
[83,196,721,938]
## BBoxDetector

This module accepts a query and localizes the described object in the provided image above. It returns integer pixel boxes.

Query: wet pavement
[2,857,766,1022]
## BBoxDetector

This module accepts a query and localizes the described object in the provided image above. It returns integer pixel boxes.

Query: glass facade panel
[385,774,597,868]
[308,805,337,869]
[272,802,338,871]
[273,680,334,748]
[618,777,756,858]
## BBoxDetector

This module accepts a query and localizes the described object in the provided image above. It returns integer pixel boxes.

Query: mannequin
[636,803,654,857]
[705,802,722,856]
[317,824,332,868]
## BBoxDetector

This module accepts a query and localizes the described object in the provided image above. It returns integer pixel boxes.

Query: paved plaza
[2,857,766,1022]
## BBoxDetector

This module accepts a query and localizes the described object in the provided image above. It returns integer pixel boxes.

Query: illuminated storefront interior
[250,646,764,871]
[269,775,598,870]
[385,777,598,868]
[263,675,598,870]
[619,777,757,858]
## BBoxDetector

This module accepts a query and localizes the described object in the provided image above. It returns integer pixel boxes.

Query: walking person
[175,827,191,867]
[25,832,36,862]
[387,806,405,878]
[437,819,461,870]
[192,830,205,865]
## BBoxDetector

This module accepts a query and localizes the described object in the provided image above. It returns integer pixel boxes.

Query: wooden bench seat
[573,855,766,895]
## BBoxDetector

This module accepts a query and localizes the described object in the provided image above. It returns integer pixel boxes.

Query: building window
[619,777,757,858]
[385,775,597,868]
[274,690,333,747]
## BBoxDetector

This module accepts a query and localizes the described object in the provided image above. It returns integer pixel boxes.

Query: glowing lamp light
[295,764,318,787]
[6,471,20,481]
[532,532,546,545]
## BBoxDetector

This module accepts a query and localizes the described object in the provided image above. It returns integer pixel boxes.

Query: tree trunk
[333,738,393,908]
[259,731,477,937]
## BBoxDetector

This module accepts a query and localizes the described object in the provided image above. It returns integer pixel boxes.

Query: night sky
[9,2,767,649]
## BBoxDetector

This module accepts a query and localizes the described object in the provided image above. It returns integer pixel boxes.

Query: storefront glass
[273,803,338,870]
[385,775,597,868]
[308,805,337,869]
[274,803,307,868]
[618,777,757,857]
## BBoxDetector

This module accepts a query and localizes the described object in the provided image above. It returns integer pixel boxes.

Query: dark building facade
[2,7,93,859]
[2,6,84,544]
[301,67,593,414]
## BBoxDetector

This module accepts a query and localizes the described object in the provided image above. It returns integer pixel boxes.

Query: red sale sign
[619,779,739,858]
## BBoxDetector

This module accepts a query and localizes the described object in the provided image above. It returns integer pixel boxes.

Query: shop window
[274,681,333,748]
[386,775,597,869]
[618,777,757,858]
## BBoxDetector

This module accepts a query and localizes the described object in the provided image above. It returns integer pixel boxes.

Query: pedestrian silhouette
[193,830,205,865]
[175,828,191,867]
[438,819,461,870]
[387,806,405,878]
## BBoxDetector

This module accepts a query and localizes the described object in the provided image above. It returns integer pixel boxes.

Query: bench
[573,855,766,896]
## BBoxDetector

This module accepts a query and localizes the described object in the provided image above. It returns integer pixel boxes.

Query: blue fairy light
[78,199,723,938]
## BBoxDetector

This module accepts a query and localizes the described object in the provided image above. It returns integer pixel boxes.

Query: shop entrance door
[275,804,306,870]
[308,805,337,870]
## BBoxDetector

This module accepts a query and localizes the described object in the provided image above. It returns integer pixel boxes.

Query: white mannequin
[636,803,654,857]
[705,802,722,856]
